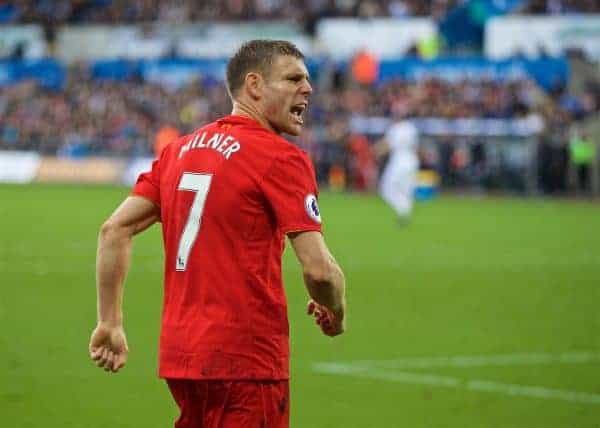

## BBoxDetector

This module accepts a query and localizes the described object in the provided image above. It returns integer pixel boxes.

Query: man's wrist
[97,317,123,327]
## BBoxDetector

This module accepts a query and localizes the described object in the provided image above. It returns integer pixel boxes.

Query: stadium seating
[1,0,599,195]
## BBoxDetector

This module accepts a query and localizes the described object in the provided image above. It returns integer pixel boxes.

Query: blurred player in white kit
[375,118,419,222]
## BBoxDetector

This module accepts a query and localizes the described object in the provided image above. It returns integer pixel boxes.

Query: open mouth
[290,103,307,124]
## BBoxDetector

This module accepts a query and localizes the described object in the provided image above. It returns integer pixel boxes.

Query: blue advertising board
[377,57,568,91]
[0,59,65,89]
[90,57,325,86]
[1,56,568,93]
[91,59,141,81]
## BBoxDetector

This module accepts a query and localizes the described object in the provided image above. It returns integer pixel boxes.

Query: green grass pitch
[1,184,599,427]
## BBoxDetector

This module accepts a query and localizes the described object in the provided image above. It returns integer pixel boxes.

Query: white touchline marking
[339,351,600,370]
[313,351,600,405]
[467,380,600,405]
[313,364,600,405]
[313,363,460,388]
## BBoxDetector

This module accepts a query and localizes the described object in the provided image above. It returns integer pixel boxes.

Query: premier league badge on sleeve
[304,193,321,224]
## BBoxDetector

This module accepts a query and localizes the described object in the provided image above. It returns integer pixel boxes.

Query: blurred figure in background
[154,124,180,157]
[569,131,597,195]
[348,133,377,192]
[375,114,419,222]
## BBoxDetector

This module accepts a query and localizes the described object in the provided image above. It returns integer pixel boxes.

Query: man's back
[134,115,322,380]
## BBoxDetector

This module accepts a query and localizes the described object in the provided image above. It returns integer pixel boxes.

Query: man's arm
[89,196,159,373]
[288,231,346,336]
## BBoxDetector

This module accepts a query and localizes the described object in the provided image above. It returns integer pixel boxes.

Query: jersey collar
[217,115,274,133]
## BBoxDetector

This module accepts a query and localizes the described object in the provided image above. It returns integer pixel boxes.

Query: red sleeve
[132,158,161,207]
[261,148,323,234]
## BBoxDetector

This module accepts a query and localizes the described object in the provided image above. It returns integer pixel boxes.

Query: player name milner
[179,131,241,160]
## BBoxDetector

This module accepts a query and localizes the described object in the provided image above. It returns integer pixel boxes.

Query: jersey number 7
[176,172,213,271]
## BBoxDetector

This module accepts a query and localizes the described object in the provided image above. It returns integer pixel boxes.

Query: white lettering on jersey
[179,131,241,160]
[178,140,191,158]
[223,142,240,159]
[206,133,222,149]
[192,132,206,148]
[217,135,235,153]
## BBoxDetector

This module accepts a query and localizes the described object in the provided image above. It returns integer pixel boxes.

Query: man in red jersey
[89,40,346,427]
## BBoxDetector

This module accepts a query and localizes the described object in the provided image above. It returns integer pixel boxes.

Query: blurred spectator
[348,133,377,191]
[350,50,379,86]
[569,131,596,194]
[154,125,180,157]
[538,125,569,194]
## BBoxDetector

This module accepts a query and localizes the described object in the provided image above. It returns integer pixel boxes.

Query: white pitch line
[340,351,600,370]
[313,363,460,388]
[313,351,600,405]
[313,363,600,405]
[467,380,600,405]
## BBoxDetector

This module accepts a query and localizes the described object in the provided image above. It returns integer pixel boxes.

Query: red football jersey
[132,115,322,380]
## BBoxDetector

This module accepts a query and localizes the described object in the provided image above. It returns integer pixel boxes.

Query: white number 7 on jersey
[176,172,213,271]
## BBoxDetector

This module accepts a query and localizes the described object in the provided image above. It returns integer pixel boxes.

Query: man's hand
[89,322,129,373]
[307,300,345,337]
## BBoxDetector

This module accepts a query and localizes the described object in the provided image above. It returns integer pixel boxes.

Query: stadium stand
[0,0,599,195]
[519,0,600,14]
[1,69,595,145]
[1,0,461,24]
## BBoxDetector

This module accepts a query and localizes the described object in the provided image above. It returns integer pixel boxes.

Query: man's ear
[244,72,263,100]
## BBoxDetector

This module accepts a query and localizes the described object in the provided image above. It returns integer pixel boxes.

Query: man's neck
[231,100,277,134]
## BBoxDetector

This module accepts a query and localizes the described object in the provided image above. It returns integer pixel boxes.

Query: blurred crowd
[2,65,598,163]
[1,0,598,194]
[1,62,598,193]
[2,0,599,25]
[320,79,564,119]
[0,0,464,24]
[520,0,600,14]
[0,72,230,156]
